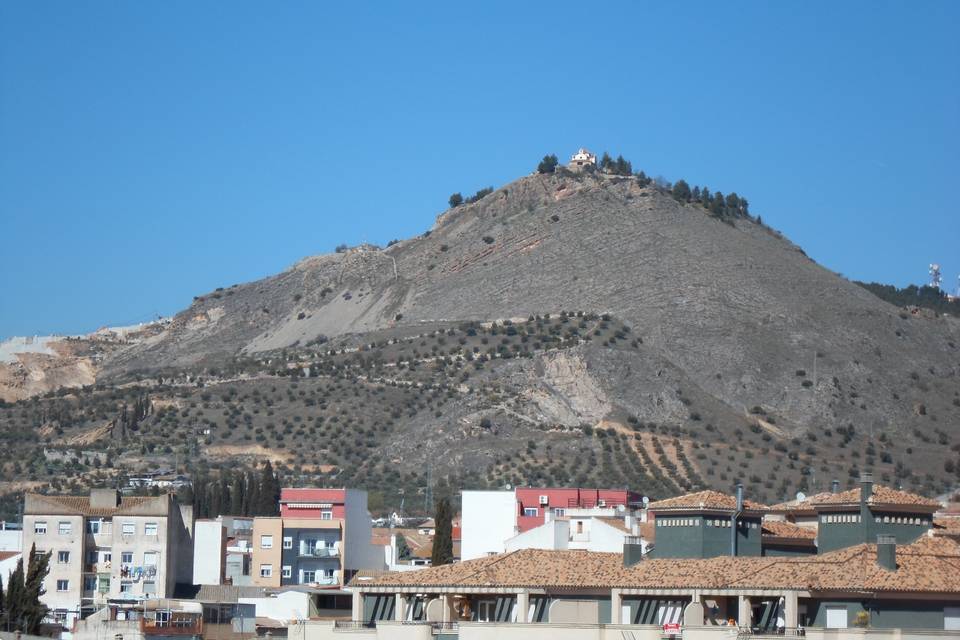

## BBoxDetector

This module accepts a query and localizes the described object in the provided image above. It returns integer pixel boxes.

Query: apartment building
[247,488,383,589]
[23,489,194,629]
[461,486,644,560]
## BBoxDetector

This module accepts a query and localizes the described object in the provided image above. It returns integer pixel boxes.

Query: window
[86,520,101,534]
[283,537,293,549]
[121,522,135,535]
[553,508,565,517]
[259,564,272,577]
[281,566,292,578]
[523,508,538,517]
[320,511,333,520]
[58,521,72,535]
[260,535,273,549]
[34,521,47,535]
[87,550,98,564]
[144,522,158,536]
[56,579,69,592]
[53,610,68,624]
[301,570,316,583]
[143,581,156,595]
[83,576,97,592]
[57,551,70,564]
[143,552,158,566]
[103,551,112,564]
[825,606,848,629]
[477,600,496,622]
[120,581,133,594]
[121,552,133,565]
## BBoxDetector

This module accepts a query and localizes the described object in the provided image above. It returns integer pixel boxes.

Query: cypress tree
[22,544,50,634]
[5,556,24,631]
[258,461,280,516]
[230,472,244,515]
[244,470,259,517]
[430,497,454,566]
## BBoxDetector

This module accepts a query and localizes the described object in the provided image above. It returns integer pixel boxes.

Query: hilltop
[0,167,957,515]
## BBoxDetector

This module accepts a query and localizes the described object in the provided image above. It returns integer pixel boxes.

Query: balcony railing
[333,620,375,630]
[299,546,339,558]
[141,618,203,636]
[431,621,459,633]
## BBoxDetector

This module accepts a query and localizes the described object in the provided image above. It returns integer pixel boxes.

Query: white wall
[505,519,569,552]
[461,491,517,561]
[343,490,386,572]
[0,552,21,580]
[193,520,224,585]
[0,529,21,552]
[584,519,630,552]
[240,590,312,622]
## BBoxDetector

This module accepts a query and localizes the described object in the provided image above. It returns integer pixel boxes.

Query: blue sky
[1,1,957,338]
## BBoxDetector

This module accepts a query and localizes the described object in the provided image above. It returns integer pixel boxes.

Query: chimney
[731,484,743,557]
[90,488,120,510]
[876,534,897,571]
[623,536,644,567]
[860,472,874,503]
[831,479,840,493]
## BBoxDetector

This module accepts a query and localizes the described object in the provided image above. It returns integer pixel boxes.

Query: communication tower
[929,263,942,289]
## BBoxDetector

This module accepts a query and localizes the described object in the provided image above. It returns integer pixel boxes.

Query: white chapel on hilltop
[568,147,597,171]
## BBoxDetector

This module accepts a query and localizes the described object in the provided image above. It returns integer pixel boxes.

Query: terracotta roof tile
[814,486,940,510]
[761,521,817,540]
[768,492,834,512]
[24,494,171,517]
[355,537,960,595]
[648,490,767,513]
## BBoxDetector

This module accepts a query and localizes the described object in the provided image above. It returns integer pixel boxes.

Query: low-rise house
[504,505,653,555]
[461,487,643,560]
[72,598,203,640]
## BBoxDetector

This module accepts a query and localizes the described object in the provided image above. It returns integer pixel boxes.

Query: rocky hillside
[1,170,958,512]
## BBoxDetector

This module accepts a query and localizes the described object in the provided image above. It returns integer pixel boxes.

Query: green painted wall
[762,544,816,557]
[363,594,394,622]
[818,507,932,553]
[807,599,956,630]
[651,515,762,558]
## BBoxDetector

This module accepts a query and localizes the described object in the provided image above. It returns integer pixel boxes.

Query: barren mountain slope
[104,171,960,439]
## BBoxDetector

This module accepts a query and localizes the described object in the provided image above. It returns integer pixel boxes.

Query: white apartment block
[23,489,194,630]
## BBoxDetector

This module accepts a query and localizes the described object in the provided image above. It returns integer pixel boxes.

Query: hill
[1,168,957,516]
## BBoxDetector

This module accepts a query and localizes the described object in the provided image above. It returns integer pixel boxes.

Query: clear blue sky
[2,1,958,338]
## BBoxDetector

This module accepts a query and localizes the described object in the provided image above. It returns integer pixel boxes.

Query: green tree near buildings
[258,461,280,516]
[2,544,50,633]
[430,496,454,566]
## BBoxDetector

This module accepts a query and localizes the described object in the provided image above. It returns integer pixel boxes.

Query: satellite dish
[796,491,806,502]
[505,483,512,490]
[617,504,626,513]
[642,496,650,506]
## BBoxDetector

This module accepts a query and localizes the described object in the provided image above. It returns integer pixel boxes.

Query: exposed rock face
[99,171,959,439]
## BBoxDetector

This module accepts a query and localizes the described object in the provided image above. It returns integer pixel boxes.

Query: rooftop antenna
[929,263,942,290]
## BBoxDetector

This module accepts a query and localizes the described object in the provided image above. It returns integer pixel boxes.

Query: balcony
[141,617,203,636]
[299,545,339,558]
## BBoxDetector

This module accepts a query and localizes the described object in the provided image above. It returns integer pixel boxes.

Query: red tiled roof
[761,520,817,540]
[354,536,960,594]
[648,490,767,513]
[814,486,940,510]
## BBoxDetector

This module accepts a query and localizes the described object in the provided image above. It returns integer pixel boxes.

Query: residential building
[461,487,643,560]
[323,536,960,638]
[22,489,194,630]
[504,505,654,555]
[249,489,384,589]
[646,488,768,558]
